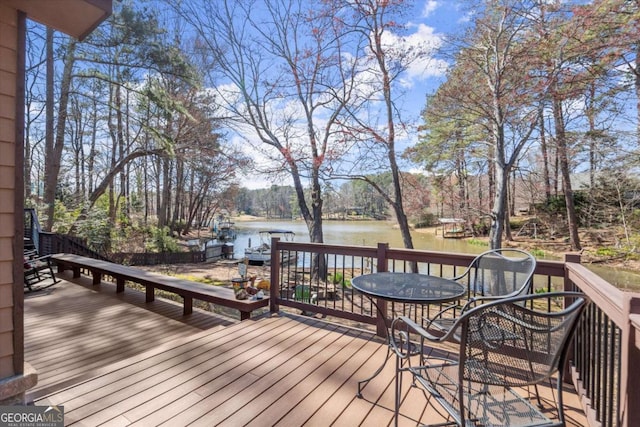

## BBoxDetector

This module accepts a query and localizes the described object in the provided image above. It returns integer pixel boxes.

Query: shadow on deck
[24,275,587,426]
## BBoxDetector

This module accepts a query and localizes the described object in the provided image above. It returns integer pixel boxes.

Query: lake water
[227,219,639,290]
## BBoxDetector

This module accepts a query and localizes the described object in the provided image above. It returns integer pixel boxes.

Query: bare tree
[43,29,73,230]
[24,23,47,205]
[176,0,355,250]
[330,0,428,252]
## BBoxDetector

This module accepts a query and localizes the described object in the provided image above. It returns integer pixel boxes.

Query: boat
[245,229,296,265]
[215,220,236,242]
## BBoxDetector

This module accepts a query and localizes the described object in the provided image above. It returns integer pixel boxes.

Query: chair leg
[555,370,565,424]
[24,269,38,292]
[47,263,60,284]
[394,355,403,427]
[532,383,543,408]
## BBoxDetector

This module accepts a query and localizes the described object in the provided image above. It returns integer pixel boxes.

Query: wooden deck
[25,277,587,426]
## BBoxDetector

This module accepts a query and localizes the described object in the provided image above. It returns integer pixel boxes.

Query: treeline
[409,0,640,250]
[23,0,640,257]
[234,175,425,220]
[24,3,248,247]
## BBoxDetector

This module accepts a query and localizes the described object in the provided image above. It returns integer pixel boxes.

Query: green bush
[595,247,617,257]
[466,238,488,247]
[529,248,546,257]
[145,226,179,253]
[75,208,113,253]
[328,271,351,288]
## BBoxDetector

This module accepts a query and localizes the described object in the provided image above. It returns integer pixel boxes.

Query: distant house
[345,207,365,216]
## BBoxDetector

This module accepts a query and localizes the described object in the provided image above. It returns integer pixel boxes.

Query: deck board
[25,276,587,426]
[25,276,235,399]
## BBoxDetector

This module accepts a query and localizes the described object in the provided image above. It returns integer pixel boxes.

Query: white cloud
[405,24,448,80]
[421,0,438,18]
[381,23,448,87]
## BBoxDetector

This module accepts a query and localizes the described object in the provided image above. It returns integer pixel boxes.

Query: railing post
[563,253,581,292]
[562,253,582,384]
[270,237,280,314]
[376,242,388,273]
[621,295,640,427]
[375,243,389,338]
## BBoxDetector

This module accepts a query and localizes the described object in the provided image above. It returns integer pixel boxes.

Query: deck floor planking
[25,274,587,426]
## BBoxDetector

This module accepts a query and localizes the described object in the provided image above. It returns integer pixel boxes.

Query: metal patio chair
[424,248,536,338]
[390,292,589,427]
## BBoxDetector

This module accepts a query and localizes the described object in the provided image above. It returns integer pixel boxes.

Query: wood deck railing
[269,238,640,427]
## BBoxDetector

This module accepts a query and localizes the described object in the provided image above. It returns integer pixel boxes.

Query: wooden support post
[375,243,389,338]
[146,286,155,302]
[91,271,102,285]
[270,237,280,314]
[183,296,193,315]
[116,278,125,293]
[622,295,640,427]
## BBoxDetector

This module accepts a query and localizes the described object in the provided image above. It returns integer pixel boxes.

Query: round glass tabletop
[351,272,466,304]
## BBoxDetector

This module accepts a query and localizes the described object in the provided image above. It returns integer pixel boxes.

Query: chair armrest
[29,255,53,263]
[390,315,459,358]
[24,249,38,259]
[450,267,472,282]
[423,295,481,334]
[24,255,53,269]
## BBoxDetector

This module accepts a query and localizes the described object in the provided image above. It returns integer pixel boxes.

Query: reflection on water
[232,220,640,290]
[233,220,486,254]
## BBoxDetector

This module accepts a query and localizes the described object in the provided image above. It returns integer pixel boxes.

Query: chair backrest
[465,248,536,299]
[456,292,589,388]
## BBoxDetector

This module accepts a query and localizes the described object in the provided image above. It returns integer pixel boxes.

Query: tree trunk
[88,97,97,195]
[44,37,76,231]
[539,105,551,201]
[504,170,514,241]
[552,94,581,251]
[303,166,327,279]
[159,157,172,229]
[456,148,466,218]
[636,43,640,148]
[107,83,118,223]
[43,28,54,230]
[69,149,166,232]
[489,165,507,249]
[375,13,414,254]
[155,155,162,226]
[172,157,184,232]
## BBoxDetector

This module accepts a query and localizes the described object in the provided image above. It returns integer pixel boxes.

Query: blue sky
[239,0,469,189]
[381,1,470,114]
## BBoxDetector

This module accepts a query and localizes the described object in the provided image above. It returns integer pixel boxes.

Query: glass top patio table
[351,272,466,304]
[351,272,466,398]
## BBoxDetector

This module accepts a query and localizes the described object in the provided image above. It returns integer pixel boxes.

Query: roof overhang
[2,0,112,40]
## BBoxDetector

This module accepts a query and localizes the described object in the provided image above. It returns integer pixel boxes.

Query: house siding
[0,2,17,379]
